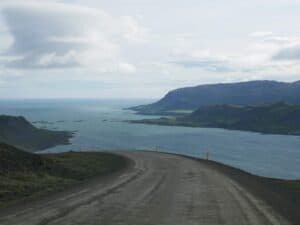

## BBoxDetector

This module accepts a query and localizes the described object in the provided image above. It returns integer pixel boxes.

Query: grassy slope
[130,102,300,135]
[130,80,300,114]
[0,143,128,208]
[0,115,73,152]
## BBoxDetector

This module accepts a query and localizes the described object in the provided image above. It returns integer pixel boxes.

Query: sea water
[0,99,299,179]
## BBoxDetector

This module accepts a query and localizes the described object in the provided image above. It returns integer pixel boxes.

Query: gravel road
[0,151,290,225]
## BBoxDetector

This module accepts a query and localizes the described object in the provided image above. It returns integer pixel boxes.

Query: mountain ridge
[130,80,300,115]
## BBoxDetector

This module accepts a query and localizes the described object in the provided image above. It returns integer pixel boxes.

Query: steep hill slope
[0,143,128,207]
[130,80,300,114]
[0,115,73,151]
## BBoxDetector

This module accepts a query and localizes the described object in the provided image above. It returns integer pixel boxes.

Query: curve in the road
[0,151,290,225]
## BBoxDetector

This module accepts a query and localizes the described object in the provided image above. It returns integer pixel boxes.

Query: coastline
[128,118,300,136]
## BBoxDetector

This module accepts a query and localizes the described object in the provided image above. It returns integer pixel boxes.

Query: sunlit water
[0,99,299,179]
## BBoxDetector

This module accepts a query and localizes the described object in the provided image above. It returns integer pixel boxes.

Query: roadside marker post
[205,152,209,160]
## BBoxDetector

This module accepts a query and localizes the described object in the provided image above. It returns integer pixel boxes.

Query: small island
[130,102,300,135]
[0,115,74,152]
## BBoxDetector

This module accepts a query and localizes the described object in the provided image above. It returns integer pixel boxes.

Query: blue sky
[0,0,300,99]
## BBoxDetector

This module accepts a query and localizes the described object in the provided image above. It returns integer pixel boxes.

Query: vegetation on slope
[0,143,128,207]
[0,115,73,152]
[130,80,300,115]
[130,102,300,135]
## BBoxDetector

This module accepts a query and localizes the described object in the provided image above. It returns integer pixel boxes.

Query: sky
[0,0,300,99]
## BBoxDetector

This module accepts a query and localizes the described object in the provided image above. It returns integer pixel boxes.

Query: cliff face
[0,115,73,152]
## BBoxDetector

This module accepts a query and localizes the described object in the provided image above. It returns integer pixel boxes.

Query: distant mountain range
[130,80,300,115]
[130,102,300,135]
[0,115,73,152]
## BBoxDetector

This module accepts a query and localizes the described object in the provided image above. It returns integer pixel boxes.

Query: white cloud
[169,49,234,72]
[167,32,300,77]
[37,51,78,67]
[273,45,300,60]
[0,1,147,72]
[249,31,274,38]
[249,32,300,61]
[121,16,149,43]
[0,0,300,98]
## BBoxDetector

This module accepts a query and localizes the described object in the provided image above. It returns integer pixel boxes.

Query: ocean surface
[0,99,300,179]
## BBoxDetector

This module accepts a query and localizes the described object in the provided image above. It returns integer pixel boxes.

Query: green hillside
[0,115,73,151]
[130,80,300,115]
[130,102,300,135]
[0,143,127,207]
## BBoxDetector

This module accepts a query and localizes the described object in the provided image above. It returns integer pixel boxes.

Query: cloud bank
[0,0,300,99]
[273,46,300,60]
[1,1,146,72]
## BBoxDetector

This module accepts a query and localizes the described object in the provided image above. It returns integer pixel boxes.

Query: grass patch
[0,143,128,208]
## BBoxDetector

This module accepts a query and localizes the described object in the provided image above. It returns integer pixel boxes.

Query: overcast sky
[0,0,300,99]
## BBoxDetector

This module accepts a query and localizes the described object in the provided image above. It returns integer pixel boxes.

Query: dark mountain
[130,80,300,114]
[130,102,300,135]
[0,115,73,152]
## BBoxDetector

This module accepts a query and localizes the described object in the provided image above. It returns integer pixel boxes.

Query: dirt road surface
[0,151,290,225]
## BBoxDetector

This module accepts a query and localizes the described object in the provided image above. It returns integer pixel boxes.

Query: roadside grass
[274,179,300,189]
[0,144,128,208]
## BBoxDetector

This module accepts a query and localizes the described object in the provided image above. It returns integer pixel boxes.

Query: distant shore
[0,115,75,152]
[129,118,300,136]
